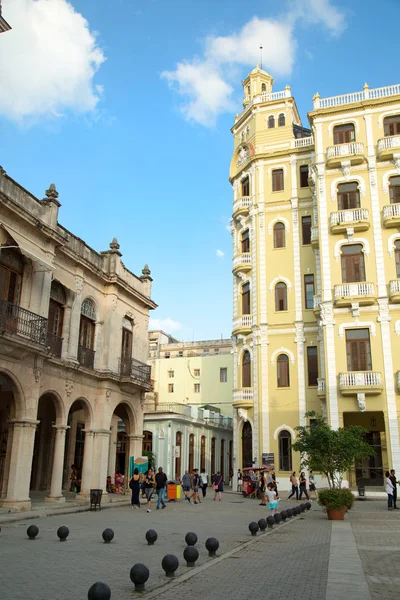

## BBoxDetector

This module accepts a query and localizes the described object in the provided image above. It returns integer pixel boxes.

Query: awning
[0,223,55,271]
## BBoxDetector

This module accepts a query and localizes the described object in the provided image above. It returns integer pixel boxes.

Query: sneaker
[147,508,151,513]
[161,505,166,509]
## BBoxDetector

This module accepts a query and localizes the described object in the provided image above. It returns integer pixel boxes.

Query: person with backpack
[129,468,141,508]
[213,471,223,501]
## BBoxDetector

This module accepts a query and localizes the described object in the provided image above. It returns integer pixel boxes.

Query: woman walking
[259,472,266,506]
[386,470,395,511]
[288,471,299,501]
[129,468,141,508]
[213,471,223,501]
[144,468,155,513]
[200,468,208,499]
[298,472,310,500]
[309,470,318,500]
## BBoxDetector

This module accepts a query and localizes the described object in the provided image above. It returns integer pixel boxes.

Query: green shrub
[318,488,355,511]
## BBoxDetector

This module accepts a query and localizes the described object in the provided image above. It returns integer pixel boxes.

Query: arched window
[189,433,194,473]
[241,176,250,197]
[241,229,250,253]
[242,422,253,468]
[277,354,290,387]
[337,182,360,210]
[275,282,287,311]
[143,430,153,453]
[175,431,182,479]
[278,430,292,471]
[242,350,251,387]
[81,298,96,320]
[268,115,275,129]
[48,280,66,355]
[384,115,400,137]
[261,83,266,92]
[273,222,285,248]
[333,123,355,145]
[395,240,400,278]
[200,435,206,471]
[389,176,400,204]
[341,244,365,283]
[242,282,251,315]
[278,113,285,127]
[79,298,96,368]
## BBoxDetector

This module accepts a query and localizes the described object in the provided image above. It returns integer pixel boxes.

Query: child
[266,482,279,516]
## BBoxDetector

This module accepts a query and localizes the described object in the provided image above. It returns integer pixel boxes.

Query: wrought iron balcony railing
[46,331,63,357]
[0,299,48,346]
[120,356,151,384]
[78,345,95,369]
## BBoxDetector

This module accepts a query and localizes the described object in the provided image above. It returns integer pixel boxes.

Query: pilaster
[46,426,68,503]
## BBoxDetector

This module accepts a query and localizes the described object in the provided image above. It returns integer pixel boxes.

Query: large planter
[327,508,345,520]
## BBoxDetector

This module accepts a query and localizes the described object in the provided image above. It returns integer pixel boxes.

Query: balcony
[377,135,400,160]
[339,372,383,396]
[232,252,252,275]
[233,388,254,409]
[317,378,326,398]
[46,332,63,357]
[389,279,400,303]
[333,283,375,307]
[233,196,251,218]
[0,299,48,346]
[78,345,95,369]
[383,204,400,228]
[291,136,314,149]
[119,356,152,387]
[311,226,319,248]
[232,315,253,335]
[330,208,370,234]
[313,295,321,316]
[313,84,400,110]
[326,142,365,168]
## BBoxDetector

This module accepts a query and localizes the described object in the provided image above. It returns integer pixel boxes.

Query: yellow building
[230,67,400,489]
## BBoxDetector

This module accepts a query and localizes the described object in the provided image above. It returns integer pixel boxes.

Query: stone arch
[388,233,400,257]
[270,347,295,365]
[333,237,370,261]
[269,275,292,292]
[378,110,400,129]
[37,390,65,426]
[0,368,26,419]
[267,216,290,235]
[81,296,98,321]
[66,396,94,430]
[330,175,366,201]
[328,118,360,136]
[111,400,137,436]
[383,170,400,195]
[273,424,296,440]
[237,344,253,364]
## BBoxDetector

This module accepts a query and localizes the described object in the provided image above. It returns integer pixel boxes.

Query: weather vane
[260,45,263,69]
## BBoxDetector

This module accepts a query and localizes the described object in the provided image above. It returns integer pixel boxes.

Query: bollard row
[248,501,312,535]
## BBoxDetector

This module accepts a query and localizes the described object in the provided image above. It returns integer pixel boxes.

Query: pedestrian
[213,471,223,501]
[192,468,201,504]
[70,464,78,492]
[139,471,146,498]
[389,469,399,509]
[386,470,395,511]
[200,468,208,498]
[129,468,141,508]
[237,469,243,493]
[182,469,192,502]
[298,472,310,501]
[259,471,266,506]
[309,470,318,500]
[144,468,155,513]
[155,466,167,510]
[271,469,279,499]
[287,471,299,500]
[266,482,279,516]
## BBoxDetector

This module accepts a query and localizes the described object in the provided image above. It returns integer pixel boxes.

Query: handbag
[213,477,221,490]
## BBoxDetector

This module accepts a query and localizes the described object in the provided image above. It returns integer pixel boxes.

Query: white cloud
[162,0,346,126]
[0,0,106,121]
[216,249,225,258]
[149,317,184,333]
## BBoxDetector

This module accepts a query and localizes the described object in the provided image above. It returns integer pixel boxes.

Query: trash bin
[167,482,177,501]
[90,489,103,511]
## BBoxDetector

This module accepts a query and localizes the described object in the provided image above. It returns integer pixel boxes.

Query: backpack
[129,478,134,490]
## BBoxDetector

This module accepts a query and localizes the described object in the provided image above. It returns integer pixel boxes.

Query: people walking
[237,469,243,493]
[259,472,266,506]
[271,469,279,499]
[298,472,310,501]
[155,466,167,510]
[192,468,201,504]
[129,468,141,508]
[288,471,299,500]
[213,471,223,501]
[200,468,208,498]
[389,469,399,509]
[182,470,192,502]
[309,470,318,500]
[266,482,279,516]
[386,470,395,510]
[144,468,155,513]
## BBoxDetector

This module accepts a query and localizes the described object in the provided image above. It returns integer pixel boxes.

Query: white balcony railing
[339,372,382,388]
[330,208,369,227]
[317,378,326,394]
[233,196,251,213]
[383,204,400,220]
[233,315,253,330]
[334,282,375,299]
[389,279,400,295]
[313,84,400,110]
[233,253,251,269]
[326,142,364,161]
[233,388,254,402]
[313,295,321,310]
[378,135,400,152]
[311,225,319,241]
[235,88,291,122]
[292,136,314,148]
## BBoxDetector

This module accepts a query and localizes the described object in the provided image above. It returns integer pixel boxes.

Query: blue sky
[0,0,399,340]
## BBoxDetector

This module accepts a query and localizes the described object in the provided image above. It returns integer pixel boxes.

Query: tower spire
[260,45,263,70]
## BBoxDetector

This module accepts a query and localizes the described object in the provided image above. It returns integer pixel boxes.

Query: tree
[292,412,375,489]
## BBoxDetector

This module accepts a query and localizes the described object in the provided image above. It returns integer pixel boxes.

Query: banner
[129,456,149,477]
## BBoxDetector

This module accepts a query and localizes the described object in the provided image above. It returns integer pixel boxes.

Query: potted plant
[292,412,374,520]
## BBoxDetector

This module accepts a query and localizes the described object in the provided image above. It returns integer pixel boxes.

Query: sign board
[262,453,275,468]
[129,456,149,477]
[174,446,180,458]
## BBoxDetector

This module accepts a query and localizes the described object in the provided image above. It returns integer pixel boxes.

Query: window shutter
[341,256,348,282]
[48,300,57,335]
[0,266,8,301]
[350,341,359,371]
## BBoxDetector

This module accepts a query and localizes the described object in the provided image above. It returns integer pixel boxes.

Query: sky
[0,0,399,341]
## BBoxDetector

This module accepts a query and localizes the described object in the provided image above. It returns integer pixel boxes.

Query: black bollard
[205,537,219,557]
[185,532,198,546]
[300,503,306,512]
[161,554,179,577]
[248,521,259,536]
[280,510,287,521]
[266,515,275,528]
[258,518,267,532]
[88,582,111,600]
[305,501,311,510]
[183,546,199,567]
[27,525,39,540]
[145,529,158,545]
[102,528,114,543]
[57,526,69,542]
[274,513,282,525]
[130,563,150,591]
[286,508,293,518]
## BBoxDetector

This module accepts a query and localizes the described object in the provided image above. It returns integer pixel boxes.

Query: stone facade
[0,167,156,510]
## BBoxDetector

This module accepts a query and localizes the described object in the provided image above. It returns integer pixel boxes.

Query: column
[92,430,111,497]
[67,276,84,361]
[45,426,68,503]
[77,430,94,498]
[30,267,52,317]
[60,306,72,360]
[127,434,144,472]
[108,416,118,477]
[2,420,38,511]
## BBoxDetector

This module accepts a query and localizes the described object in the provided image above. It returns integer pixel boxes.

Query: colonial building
[230,67,400,488]
[0,167,156,510]
[144,332,233,481]
[0,0,11,33]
